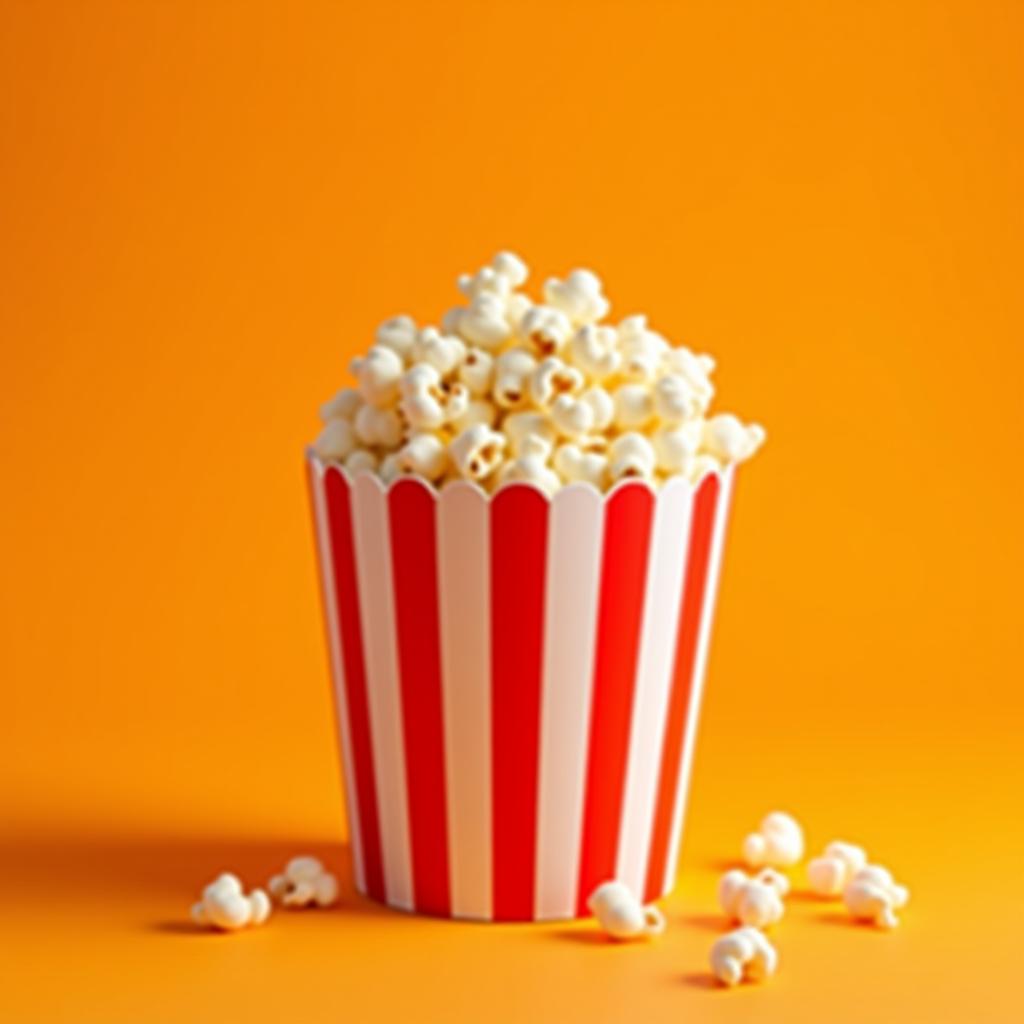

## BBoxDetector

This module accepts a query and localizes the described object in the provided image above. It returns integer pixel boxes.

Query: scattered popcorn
[268,856,339,909]
[710,926,778,987]
[191,873,270,932]
[843,865,910,930]
[587,881,666,941]
[742,812,805,869]
[718,868,789,928]
[312,252,765,494]
[807,841,868,897]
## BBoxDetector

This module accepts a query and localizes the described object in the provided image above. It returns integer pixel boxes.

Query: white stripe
[436,483,493,920]
[350,473,413,910]
[615,476,694,898]
[310,458,366,893]
[534,483,605,920]
[661,468,735,895]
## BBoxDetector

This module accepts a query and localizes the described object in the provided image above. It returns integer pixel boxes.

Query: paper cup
[306,451,735,921]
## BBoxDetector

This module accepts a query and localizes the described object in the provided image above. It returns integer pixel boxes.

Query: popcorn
[653,374,699,425]
[319,387,363,423]
[702,414,766,463]
[569,325,621,381]
[397,432,448,481]
[351,345,403,407]
[586,881,666,941]
[268,856,339,909]
[617,315,669,382]
[312,251,765,494]
[496,435,561,495]
[652,423,701,474]
[503,411,558,455]
[580,386,614,431]
[449,424,506,481]
[344,449,378,474]
[718,868,789,928]
[445,292,513,350]
[529,357,584,409]
[544,269,610,325]
[458,348,495,396]
[519,305,573,357]
[399,364,470,431]
[493,348,538,409]
[807,841,868,897]
[411,327,466,378]
[314,418,356,461]
[613,384,656,431]
[843,865,910,930]
[553,443,608,489]
[608,432,656,482]
[742,811,804,869]
[450,397,498,432]
[710,926,778,987]
[354,403,404,448]
[191,873,271,932]
[375,315,417,359]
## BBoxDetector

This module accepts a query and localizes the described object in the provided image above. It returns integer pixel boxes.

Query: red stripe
[575,483,656,915]
[323,466,386,903]
[388,479,451,916]
[643,475,721,903]
[490,485,548,921]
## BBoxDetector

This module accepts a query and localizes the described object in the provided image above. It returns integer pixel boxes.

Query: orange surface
[2,1,1022,1021]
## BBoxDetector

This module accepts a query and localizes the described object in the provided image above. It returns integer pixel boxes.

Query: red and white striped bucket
[306,451,736,921]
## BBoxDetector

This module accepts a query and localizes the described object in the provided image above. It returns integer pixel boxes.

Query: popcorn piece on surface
[544,269,610,325]
[718,868,788,928]
[191,873,271,932]
[311,251,765,494]
[710,926,778,987]
[268,856,339,909]
[450,424,506,481]
[587,881,666,941]
[843,865,910,929]
[807,841,868,897]
[743,811,805,869]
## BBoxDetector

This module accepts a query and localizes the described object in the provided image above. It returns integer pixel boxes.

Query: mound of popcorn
[314,252,765,494]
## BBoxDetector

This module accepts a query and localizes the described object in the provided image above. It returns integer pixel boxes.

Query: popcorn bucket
[306,451,736,921]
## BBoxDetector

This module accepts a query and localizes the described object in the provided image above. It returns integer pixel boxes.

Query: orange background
[2,1,1022,1021]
